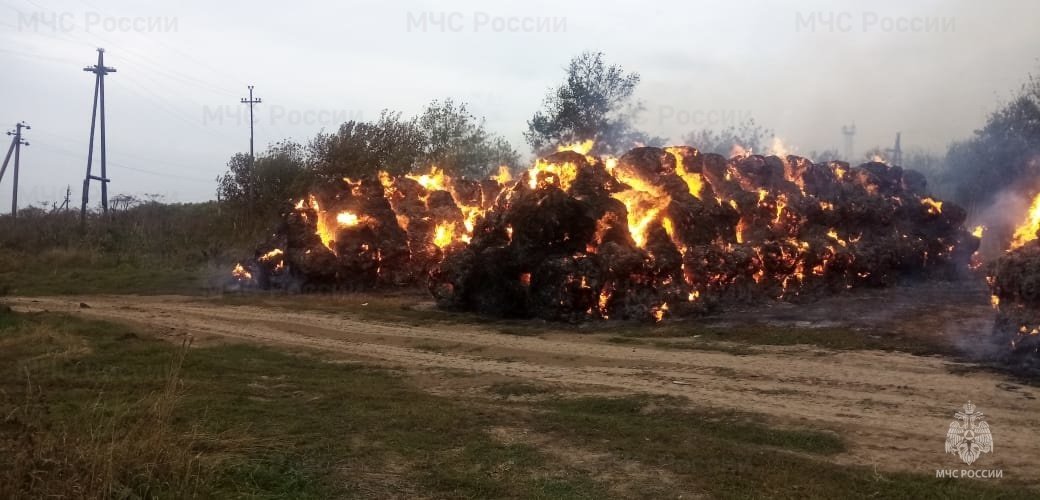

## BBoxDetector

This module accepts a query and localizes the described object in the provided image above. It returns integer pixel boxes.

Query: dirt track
[11,294,1040,483]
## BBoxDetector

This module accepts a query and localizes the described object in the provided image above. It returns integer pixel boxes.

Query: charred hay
[988,243,1040,373]
[231,146,979,322]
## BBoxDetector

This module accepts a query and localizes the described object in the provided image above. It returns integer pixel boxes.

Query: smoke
[972,187,1035,258]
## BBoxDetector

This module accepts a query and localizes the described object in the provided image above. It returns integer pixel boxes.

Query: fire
[337,212,360,226]
[1010,193,1040,250]
[259,248,283,262]
[827,229,847,247]
[297,196,337,250]
[491,165,513,185]
[972,225,985,239]
[666,147,706,200]
[557,139,595,156]
[238,142,978,323]
[406,167,448,192]
[527,158,579,190]
[433,222,456,249]
[661,217,675,239]
[921,197,943,215]
[232,263,252,281]
[294,195,365,251]
[609,161,669,248]
[629,208,660,247]
[651,303,669,323]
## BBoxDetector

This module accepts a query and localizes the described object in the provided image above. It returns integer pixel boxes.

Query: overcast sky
[1,0,1037,208]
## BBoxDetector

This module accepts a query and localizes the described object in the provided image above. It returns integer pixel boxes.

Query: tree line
[218,51,1040,226]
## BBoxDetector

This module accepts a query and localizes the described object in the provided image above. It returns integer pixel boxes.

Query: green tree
[525,51,653,155]
[217,140,310,216]
[941,71,1040,208]
[418,99,519,178]
[307,110,425,180]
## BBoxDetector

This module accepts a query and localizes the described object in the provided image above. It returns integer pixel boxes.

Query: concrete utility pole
[81,48,116,225]
[59,185,72,212]
[240,85,262,161]
[240,85,262,202]
[0,121,30,217]
[841,123,856,162]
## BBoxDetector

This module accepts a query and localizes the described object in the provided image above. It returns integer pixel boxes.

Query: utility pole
[81,47,116,226]
[841,123,856,162]
[240,85,262,160]
[60,185,72,212]
[0,121,30,217]
[240,85,262,202]
[885,132,903,166]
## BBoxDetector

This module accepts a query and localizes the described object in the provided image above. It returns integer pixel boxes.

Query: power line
[77,0,250,89]
[33,128,218,177]
[34,140,213,182]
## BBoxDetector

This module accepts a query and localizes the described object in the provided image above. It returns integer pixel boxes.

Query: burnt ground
[9,281,1040,488]
[698,281,1000,360]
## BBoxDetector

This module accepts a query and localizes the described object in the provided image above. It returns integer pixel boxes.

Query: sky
[0,0,1037,208]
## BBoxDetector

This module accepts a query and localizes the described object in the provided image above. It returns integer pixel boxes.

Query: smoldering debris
[231,144,979,323]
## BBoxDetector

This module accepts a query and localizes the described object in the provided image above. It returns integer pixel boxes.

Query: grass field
[1,308,1033,499]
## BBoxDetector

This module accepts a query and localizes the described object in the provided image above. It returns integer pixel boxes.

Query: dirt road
[11,294,1040,483]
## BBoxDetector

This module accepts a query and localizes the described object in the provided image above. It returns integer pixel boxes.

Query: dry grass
[3,310,1035,499]
[0,203,264,296]
[1,321,203,499]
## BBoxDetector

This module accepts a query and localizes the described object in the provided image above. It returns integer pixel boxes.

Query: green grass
[0,309,611,499]
[0,256,210,295]
[533,396,1035,499]
[4,308,1034,498]
[0,202,259,296]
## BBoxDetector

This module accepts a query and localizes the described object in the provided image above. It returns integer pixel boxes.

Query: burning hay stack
[988,194,1040,371]
[232,143,979,322]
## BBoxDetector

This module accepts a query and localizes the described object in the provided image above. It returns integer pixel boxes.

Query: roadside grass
[0,309,1035,499]
[0,250,211,295]
[0,203,258,296]
[204,292,963,358]
[533,396,1036,499]
[0,309,610,499]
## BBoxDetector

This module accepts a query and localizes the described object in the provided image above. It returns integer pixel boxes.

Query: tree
[417,99,519,178]
[109,194,141,212]
[307,110,425,180]
[941,71,1040,208]
[682,118,773,156]
[525,51,654,155]
[217,140,309,215]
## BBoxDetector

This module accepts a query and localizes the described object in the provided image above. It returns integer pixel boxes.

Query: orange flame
[433,222,456,249]
[921,197,943,215]
[406,167,448,192]
[1010,193,1040,250]
[557,139,595,156]
[232,263,252,281]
